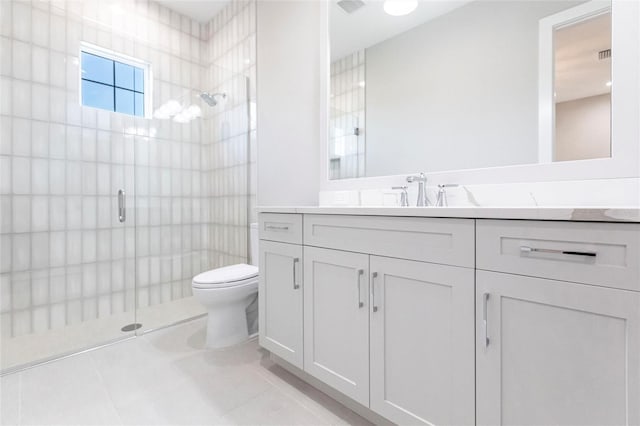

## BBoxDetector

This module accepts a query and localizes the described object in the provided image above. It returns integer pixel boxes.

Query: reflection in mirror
[328,0,613,180]
[553,11,611,161]
[330,51,366,180]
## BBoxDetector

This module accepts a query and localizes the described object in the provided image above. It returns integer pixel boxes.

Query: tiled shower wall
[329,50,365,180]
[0,0,257,340]
[201,0,257,268]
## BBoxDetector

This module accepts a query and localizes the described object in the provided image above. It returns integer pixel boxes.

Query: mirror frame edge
[319,0,640,190]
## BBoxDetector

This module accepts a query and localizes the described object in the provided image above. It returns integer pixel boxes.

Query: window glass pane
[134,67,144,92]
[115,88,134,115]
[82,80,114,111]
[134,92,144,117]
[115,62,134,90]
[81,52,113,85]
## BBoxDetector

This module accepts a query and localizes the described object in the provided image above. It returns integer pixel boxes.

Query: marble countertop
[256,206,640,223]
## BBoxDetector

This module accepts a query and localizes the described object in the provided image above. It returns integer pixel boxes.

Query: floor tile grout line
[18,371,22,426]
[215,382,275,423]
[250,362,361,425]
[251,364,329,414]
[243,366,337,426]
[91,353,125,426]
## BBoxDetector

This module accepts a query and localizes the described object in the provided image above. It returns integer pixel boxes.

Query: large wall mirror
[328,0,612,180]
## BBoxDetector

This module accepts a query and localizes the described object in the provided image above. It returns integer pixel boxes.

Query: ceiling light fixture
[606,81,612,87]
[383,0,418,16]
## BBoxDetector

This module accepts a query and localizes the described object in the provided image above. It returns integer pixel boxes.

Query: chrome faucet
[392,186,409,207]
[406,173,429,206]
[435,184,459,207]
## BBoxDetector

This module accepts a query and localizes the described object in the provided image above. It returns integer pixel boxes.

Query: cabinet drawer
[259,213,302,244]
[304,215,474,268]
[477,220,640,291]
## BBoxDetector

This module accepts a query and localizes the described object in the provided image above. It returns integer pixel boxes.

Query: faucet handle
[392,186,409,207]
[435,184,459,207]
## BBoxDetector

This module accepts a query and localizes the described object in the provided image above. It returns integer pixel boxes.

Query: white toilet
[192,223,259,348]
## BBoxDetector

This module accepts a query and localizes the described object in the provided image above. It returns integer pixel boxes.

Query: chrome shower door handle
[118,189,126,223]
[357,269,364,308]
[483,292,490,348]
[292,257,300,289]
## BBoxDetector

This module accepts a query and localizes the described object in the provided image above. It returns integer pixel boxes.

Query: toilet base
[205,303,251,349]
[192,281,258,349]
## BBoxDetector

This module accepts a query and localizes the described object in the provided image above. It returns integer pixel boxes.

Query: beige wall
[555,93,611,161]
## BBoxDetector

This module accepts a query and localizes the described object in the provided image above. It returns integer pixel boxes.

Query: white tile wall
[200,0,257,269]
[0,0,257,343]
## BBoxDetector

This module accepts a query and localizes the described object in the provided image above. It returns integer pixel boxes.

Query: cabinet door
[370,256,475,425]
[303,246,370,406]
[259,240,304,369]
[477,270,640,426]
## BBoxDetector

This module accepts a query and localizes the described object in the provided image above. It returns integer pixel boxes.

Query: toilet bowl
[192,224,260,349]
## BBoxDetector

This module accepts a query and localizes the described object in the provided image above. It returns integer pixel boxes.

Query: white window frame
[79,42,153,119]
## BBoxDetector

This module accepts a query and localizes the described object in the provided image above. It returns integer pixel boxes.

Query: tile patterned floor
[2,297,206,372]
[0,318,371,425]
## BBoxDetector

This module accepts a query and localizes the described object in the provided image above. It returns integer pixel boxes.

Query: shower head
[200,92,226,107]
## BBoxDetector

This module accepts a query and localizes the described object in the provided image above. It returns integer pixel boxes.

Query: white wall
[555,94,611,161]
[256,1,320,206]
[365,0,581,177]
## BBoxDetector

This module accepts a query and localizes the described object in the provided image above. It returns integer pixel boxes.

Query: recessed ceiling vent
[337,0,365,14]
[598,49,611,60]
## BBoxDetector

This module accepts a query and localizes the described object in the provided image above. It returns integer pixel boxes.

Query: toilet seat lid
[192,264,258,287]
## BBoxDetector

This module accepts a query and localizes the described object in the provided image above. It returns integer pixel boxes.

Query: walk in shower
[0,0,257,373]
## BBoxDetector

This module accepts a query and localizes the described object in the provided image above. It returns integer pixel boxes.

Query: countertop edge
[255,206,640,223]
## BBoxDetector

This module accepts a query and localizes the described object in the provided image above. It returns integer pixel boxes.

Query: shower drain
[121,323,143,332]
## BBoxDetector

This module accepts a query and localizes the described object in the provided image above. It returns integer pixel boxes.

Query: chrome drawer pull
[292,258,300,289]
[357,269,364,308]
[483,292,490,348]
[371,272,378,313]
[520,246,596,257]
[266,224,290,231]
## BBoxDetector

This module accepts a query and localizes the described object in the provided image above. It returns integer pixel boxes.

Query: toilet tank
[250,223,258,267]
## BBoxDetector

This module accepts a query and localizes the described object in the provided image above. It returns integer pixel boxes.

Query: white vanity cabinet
[303,246,370,406]
[302,214,476,424]
[476,270,640,426]
[258,215,304,369]
[259,211,640,426]
[476,220,640,426]
[369,256,475,425]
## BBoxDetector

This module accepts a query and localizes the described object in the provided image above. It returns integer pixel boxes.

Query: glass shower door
[133,71,253,334]
[0,114,139,374]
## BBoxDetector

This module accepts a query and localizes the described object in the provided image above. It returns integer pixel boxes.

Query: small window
[80,46,149,118]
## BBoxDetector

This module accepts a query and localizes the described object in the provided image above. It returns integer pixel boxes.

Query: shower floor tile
[0,318,372,426]
[1,296,206,372]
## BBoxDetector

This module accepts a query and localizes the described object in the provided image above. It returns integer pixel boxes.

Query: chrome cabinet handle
[118,189,126,223]
[266,224,289,231]
[483,292,490,348]
[520,246,596,257]
[371,272,378,313]
[292,257,300,289]
[357,269,364,308]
